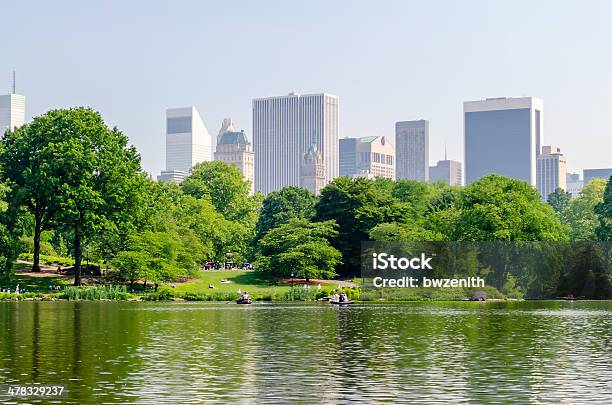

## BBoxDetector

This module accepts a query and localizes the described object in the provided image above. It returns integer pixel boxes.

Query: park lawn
[0,274,69,293]
[175,270,292,296]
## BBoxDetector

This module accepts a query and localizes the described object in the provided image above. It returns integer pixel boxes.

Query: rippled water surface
[0,301,610,404]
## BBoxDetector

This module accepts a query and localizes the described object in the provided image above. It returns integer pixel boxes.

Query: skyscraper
[159,106,212,182]
[464,97,543,186]
[583,168,612,185]
[214,118,255,193]
[395,120,429,181]
[253,93,339,194]
[300,143,326,194]
[566,173,583,198]
[537,145,566,202]
[0,73,25,136]
[339,136,395,180]
[429,159,463,186]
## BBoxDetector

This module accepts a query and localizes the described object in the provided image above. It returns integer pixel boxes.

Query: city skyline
[2,1,611,177]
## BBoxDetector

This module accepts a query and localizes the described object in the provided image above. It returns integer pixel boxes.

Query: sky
[1,0,611,177]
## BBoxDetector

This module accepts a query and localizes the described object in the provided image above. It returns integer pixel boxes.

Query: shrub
[59,285,129,300]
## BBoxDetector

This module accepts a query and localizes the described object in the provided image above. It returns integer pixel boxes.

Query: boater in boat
[330,293,351,305]
[237,291,252,304]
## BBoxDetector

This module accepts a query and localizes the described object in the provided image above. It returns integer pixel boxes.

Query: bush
[142,289,175,301]
[283,286,317,301]
[59,285,129,300]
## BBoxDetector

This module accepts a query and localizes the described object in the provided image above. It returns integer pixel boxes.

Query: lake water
[0,301,610,404]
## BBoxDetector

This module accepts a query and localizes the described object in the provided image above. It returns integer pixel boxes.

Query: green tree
[0,120,65,272]
[547,187,572,223]
[595,175,612,241]
[112,251,147,290]
[566,178,606,240]
[315,177,409,276]
[254,186,316,243]
[450,174,568,241]
[181,160,258,223]
[40,108,143,285]
[254,219,341,281]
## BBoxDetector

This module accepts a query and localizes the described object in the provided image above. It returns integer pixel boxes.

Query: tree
[0,120,65,271]
[181,161,258,223]
[254,186,316,243]
[315,177,409,276]
[254,219,341,281]
[595,175,612,241]
[566,178,606,240]
[112,251,146,290]
[450,174,568,241]
[547,187,572,224]
[40,108,143,285]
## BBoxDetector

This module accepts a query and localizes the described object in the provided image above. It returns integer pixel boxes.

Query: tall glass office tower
[464,97,543,186]
[0,93,26,136]
[253,93,339,195]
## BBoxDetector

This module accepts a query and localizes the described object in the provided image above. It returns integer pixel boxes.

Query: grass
[0,274,69,293]
[175,270,291,297]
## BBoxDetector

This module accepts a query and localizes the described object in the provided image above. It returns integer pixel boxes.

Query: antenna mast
[12,71,15,94]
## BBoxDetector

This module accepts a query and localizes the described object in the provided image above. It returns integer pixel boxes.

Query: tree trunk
[73,225,82,286]
[32,216,42,272]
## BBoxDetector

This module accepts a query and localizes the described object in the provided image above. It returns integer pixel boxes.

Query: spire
[444,142,447,161]
[12,71,15,94]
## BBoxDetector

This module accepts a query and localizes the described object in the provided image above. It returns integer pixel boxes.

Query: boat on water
[330,300,352,305]
[236,298,252,304]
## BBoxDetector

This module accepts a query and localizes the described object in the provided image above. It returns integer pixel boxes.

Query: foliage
[449,175,568,241]
[547,187,572,220]
[564,178,606,240]
[254,220,341,280]
[59,285,129,300]
[595,176,612,241]
[315,177,409,276]
[254,186,316,244]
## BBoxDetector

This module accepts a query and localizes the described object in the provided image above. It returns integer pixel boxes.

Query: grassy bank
[1,269,510,302]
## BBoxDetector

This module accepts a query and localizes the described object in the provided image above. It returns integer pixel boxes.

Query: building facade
[214,118,255,193]
[0,93,26,136]
[300,143,326,194]
[536,145,567,202]
[464,97,543,186]
[253,93,339,194]
[429,159,462,186]
[339,136,394,180]
[566,173,583,198]
[583,168,612,185]
[159,106,212,182]
[395,120,429,181]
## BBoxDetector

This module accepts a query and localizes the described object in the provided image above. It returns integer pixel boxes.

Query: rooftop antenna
[12,71,16,94]
[444,142,447,161]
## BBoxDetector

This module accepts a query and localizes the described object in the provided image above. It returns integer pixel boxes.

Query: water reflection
[0,301,610,404]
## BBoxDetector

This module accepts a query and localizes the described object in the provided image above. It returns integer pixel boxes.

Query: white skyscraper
[395,120,429,181]
[253,93,339,194]
[159,106,212,182]
[0,73,26,135]
[464,97,543,186]
[537,145,566,202]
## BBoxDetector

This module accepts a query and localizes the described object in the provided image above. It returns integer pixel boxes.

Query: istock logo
[372,252,433,270]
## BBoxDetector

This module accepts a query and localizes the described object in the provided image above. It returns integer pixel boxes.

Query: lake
[0,301,610,404]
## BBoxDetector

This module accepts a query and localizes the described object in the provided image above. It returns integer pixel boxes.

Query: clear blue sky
[2,0,610,176]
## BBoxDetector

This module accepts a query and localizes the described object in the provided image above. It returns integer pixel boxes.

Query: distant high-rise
[537,145,566,202]
[159,106,212,182]
[0,73,25,136]
[253,93,339,194]
[429,159,462,186]
[464,97,543,186]
[583,168,612,185]
[395,120,429,181]
[301,143,326,194]
[566,173,583,198]
[339,136,395,180]
[214,118,255,193]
